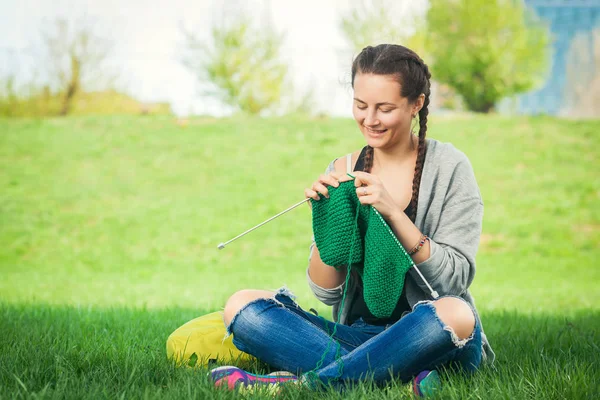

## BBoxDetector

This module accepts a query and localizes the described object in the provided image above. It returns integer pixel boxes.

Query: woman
[211,44,495,395]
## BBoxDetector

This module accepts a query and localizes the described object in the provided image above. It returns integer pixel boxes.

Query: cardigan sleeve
[306,265,345,306]
[410,157,484,296]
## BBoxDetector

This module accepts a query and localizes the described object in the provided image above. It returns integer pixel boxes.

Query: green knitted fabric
[311,180,414,319]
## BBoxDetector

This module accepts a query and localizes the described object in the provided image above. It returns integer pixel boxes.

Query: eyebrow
[353,98,396,107]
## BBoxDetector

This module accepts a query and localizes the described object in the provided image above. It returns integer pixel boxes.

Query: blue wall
[518,0,600,115]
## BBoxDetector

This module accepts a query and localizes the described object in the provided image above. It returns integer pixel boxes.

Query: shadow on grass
[0,303,598,399]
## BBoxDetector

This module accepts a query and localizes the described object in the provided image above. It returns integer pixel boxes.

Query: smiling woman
[211,44,494,396]
[353,74,423,148]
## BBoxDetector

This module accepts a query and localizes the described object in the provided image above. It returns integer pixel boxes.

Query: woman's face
[352,73,416,150]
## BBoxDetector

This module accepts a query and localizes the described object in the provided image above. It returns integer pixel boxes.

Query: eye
[380,109,394,113]
[356,105,367,110]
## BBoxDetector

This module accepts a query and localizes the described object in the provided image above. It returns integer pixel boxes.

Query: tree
[340,0,427,55]
[182,15,288,115]
[41,18,117,115]
[426,0,551,113]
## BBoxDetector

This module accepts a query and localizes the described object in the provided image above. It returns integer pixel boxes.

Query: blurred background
[1,0,599,119]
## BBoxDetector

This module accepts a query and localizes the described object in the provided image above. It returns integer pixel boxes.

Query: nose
[364,109,379,127]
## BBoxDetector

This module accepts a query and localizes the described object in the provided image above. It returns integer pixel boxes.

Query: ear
[412,94,426,116]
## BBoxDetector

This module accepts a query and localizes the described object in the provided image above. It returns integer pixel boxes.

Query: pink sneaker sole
[210,366,297,390]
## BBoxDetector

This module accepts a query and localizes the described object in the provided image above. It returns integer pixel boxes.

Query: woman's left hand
[352,171,399,221]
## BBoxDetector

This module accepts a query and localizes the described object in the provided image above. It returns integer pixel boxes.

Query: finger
[304,188,320,201]
[329,171,354,183]
[335,172,354,183]
[352,171,375,187]
[312,182,330,198]
[357,193,374,205]
[319,174,340,188]
[354,176,367,188]
[356,186,370,198]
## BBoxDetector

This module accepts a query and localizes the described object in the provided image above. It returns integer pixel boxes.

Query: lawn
[0,114,598,398]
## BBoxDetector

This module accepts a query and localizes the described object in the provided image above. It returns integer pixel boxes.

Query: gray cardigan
[307,138,495,364]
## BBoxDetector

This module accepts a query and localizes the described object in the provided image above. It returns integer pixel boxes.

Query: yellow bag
[166,311,256,368]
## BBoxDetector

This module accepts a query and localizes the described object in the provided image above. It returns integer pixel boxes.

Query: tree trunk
[60,83,77,116]
[465,98,495,113]
[60,55,81,116]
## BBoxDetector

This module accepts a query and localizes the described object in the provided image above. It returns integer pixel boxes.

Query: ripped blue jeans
[226,289,482,389]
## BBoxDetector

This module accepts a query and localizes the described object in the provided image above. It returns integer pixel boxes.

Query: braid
[408,63,431,223]
[408,95,429,222]
[363,146,374,173]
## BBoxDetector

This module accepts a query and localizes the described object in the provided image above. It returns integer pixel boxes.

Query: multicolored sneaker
[267,371,297,378]
[412,370,441,397]
[210,366,298,391]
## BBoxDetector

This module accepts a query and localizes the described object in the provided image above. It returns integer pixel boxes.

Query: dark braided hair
[351,44,432,223]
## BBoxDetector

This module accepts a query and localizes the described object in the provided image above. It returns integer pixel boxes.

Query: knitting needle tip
[347,172,355,179]
[217,198,311,250]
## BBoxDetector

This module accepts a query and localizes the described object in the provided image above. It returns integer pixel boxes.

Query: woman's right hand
[305,172,352,204]
[306,168,352,288]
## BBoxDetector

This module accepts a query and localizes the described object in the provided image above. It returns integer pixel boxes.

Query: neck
[372,135,420,168]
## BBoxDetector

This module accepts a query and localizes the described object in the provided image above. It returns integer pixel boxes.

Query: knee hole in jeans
[432,297,476,342]
[223,289,275,327]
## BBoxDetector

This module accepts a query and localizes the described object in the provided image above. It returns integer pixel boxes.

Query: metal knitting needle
[218,173,356,250]
[218,198,311,250]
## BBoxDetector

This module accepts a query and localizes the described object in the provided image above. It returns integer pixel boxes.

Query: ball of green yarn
[311,180,414,318]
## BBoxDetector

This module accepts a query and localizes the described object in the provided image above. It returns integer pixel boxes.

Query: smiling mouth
[365,127,387,134]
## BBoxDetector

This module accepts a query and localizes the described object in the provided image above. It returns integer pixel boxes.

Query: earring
[410,114,417,135]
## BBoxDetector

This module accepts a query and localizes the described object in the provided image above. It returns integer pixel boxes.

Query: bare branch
[40,17,118,115]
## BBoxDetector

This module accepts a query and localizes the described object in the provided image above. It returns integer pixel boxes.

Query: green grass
[1,114,599,398]
[1,304,598,399]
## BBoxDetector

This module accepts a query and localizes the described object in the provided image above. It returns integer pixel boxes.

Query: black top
[354,146,415,217]
[347,146,415,325]
[347,281,410,326]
